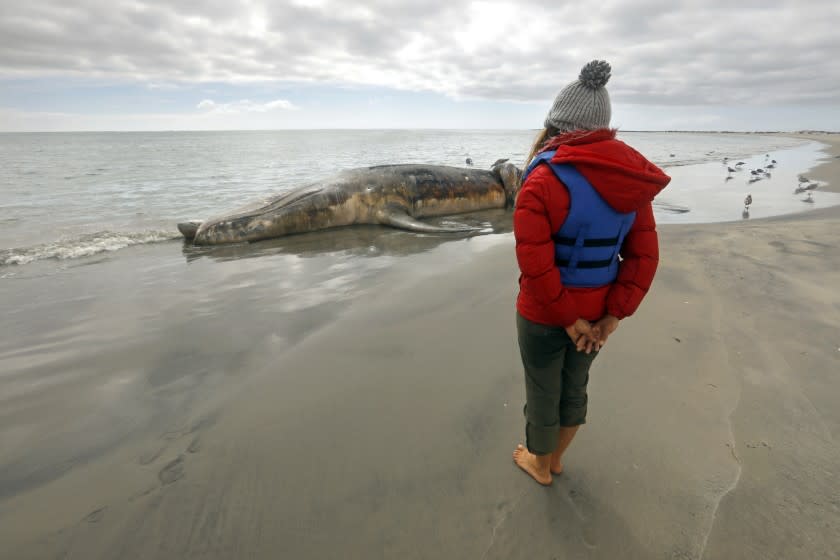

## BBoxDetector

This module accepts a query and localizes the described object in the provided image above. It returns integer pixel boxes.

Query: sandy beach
[792,133,840,193]
[2,137,840,559]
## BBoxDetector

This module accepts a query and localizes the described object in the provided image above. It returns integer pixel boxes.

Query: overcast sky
[1,0,838,131]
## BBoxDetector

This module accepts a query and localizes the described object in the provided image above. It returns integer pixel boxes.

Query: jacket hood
[545,129,671,213]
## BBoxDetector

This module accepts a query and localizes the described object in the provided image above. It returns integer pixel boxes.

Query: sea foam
[0,230,179,266]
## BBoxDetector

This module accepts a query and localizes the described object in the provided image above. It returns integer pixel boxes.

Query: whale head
[492,161,523,207]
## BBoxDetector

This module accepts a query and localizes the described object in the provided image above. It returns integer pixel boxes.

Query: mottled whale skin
[181,162,522,245]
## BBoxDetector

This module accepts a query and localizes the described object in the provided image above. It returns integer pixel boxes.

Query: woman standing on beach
[513,60,671,485]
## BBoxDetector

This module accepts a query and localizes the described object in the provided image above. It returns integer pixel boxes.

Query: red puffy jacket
[514,129,671,327]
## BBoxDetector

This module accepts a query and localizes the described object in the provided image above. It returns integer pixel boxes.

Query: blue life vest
[522,150,636,288]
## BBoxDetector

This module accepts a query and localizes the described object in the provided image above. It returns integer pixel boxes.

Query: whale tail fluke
[376,207,479,234]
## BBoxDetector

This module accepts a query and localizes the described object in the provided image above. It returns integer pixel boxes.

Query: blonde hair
[524,126,608,171]
[524,126,558,170]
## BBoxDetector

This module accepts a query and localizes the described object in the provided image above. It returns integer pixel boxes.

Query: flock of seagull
[719,153,820,215]
[465,151,823,218]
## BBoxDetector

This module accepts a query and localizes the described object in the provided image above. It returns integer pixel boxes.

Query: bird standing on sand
[725,166,736,182]
[744,194,753,210]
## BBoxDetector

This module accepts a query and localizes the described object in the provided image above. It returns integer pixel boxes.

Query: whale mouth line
[198,187,329,232]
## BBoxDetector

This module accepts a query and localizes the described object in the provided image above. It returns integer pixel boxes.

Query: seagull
[465,157,473,166]
[771,159,777,164]
[725,175,734,182]
[766,163,775,169]
[803,192,814,203]
[798,175,809,183]
[727,166,737,173]
[805,182,819,190]
[735,161,746,166]
[748,176,762,184]
[744,194,753,209]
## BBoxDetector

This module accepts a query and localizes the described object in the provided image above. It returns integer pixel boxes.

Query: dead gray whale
[179,162,522,245]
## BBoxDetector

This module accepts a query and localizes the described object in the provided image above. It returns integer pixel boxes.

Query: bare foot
[550,456,564,476]
[513,444,552,486]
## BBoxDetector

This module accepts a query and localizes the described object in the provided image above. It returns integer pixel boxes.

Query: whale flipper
[376,208,478,233]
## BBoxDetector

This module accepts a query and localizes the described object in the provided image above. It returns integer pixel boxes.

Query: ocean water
[0,130,836,267]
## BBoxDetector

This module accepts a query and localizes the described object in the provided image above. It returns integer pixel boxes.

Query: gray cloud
[1,0,838,105]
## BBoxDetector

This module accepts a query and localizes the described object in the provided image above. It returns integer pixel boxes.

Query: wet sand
[2,146,840,559]
[792,132,840,193]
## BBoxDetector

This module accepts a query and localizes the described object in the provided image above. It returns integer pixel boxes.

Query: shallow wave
[0,230,179,266]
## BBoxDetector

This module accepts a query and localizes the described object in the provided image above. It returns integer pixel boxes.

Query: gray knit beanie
[544,60,612,132]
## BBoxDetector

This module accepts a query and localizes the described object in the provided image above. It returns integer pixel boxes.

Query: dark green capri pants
[517,313,598,456]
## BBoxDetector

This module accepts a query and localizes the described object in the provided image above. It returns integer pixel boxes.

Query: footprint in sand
[128,486,158,502]
[138,444,168,466]
[84,507,106,523]
[566,488,598,549]
[187,436,201,454]
[158,455,185,485]
[581,523,598,549]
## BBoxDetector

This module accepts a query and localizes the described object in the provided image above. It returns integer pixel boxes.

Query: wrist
[604,309,623,321]
[561,317,580,329]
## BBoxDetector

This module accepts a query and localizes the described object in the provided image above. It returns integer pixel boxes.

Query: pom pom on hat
[578,60,611,90]
[544,60,612,132]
